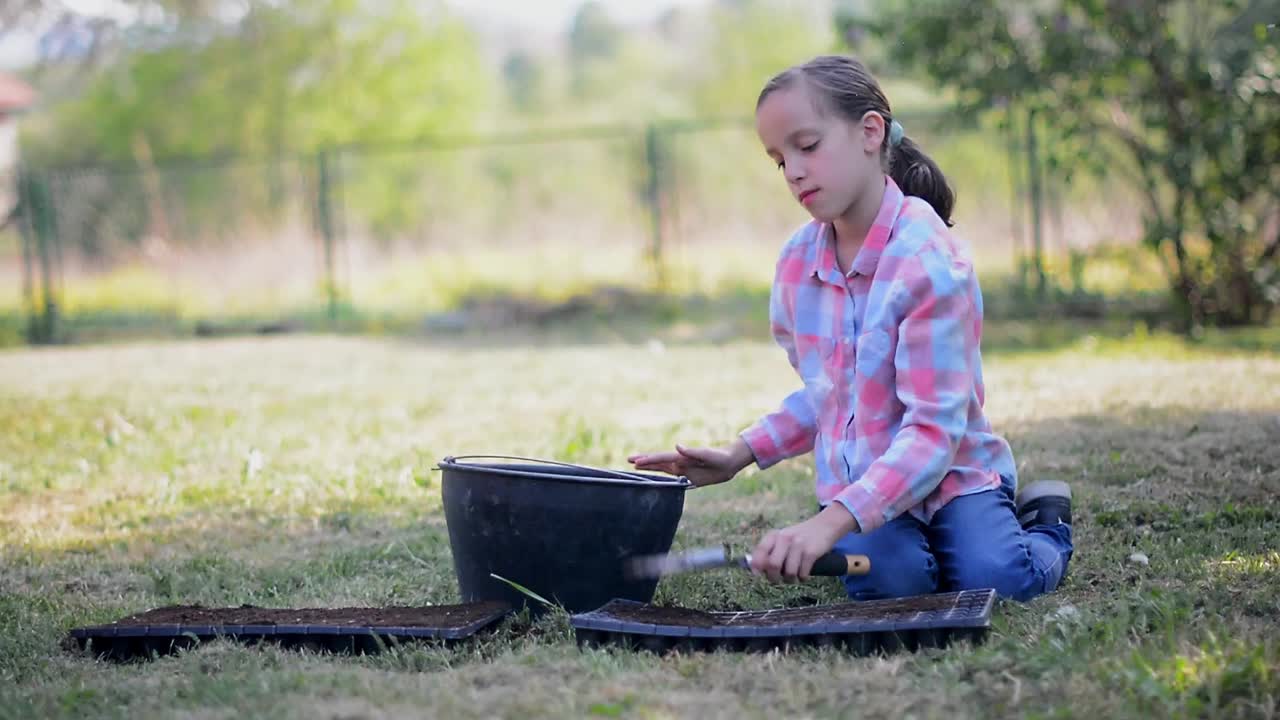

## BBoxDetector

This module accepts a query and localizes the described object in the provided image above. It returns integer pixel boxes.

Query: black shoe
[1016,480,1072,529]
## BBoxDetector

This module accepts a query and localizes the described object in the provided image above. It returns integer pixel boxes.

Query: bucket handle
[440,454,691,487]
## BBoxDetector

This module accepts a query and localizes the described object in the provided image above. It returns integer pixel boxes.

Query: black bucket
[438,455,689,614]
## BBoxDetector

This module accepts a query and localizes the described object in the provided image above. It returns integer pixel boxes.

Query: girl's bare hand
[628,439,754,487]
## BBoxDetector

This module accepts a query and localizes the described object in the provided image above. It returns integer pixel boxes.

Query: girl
[629,55,1073,602]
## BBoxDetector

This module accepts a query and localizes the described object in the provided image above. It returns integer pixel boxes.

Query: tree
[567,1,621,97]
[502,50,547,113]
[879,0,1280,329]
[1,0,231,65]
[568,1,620,63]
[31,0,488,162]
[693,0,835,115]
[23,0,492,248]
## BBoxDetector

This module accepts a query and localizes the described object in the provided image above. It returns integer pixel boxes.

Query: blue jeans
[829,486,1073,602]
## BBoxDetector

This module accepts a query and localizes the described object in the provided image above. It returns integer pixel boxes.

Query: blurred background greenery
[0,0,1275,347]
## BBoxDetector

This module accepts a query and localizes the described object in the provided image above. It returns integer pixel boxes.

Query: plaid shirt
[740,178,1016,534]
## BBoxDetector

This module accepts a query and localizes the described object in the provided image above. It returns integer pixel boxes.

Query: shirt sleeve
[834,261,977,533]
[739,257,818,469]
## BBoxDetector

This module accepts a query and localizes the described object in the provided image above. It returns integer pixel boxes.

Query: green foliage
[23,0,491,247]
[7,0,1044,315]
[567,1,622,98]
[879,0,1280,329]
[31,0,489,162]
[502,50,548,113]
[694,0,836,115]
[568,1,621,63]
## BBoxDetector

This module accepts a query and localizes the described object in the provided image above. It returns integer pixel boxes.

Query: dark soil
[611,605,722,628]
[100,602,509,629]
[601,592,979,628]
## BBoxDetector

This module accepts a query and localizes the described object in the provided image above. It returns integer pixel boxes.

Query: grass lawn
[1,331,1277,719]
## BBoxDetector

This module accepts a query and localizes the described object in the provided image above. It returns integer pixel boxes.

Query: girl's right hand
[628,438,755,488]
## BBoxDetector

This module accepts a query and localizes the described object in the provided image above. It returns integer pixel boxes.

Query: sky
[0,0,712,68]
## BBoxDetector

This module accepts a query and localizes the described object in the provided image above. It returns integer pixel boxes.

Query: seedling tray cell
[570,588,995,655]
[68,602,510,661]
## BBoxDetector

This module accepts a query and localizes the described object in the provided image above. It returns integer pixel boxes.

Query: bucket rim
[437,455,691,490]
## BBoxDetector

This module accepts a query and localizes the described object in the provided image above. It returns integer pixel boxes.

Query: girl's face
[755,83,886,223]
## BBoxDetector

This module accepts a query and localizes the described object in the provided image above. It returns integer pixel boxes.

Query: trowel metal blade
[625,545,740,580]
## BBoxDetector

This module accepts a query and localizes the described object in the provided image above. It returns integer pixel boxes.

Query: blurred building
[0,71,35,226]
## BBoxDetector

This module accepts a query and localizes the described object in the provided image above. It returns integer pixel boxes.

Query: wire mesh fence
[4,112,1140,345]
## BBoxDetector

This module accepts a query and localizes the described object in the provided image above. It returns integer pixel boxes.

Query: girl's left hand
[750,504,859,583]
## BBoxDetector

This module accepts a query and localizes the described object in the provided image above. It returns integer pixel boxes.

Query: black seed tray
[570,588,996,655]
[67,601,511,662]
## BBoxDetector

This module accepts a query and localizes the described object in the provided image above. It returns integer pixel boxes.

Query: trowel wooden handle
[810,552,871,577]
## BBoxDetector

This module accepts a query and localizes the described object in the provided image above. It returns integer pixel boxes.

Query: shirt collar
[809,176,905,281]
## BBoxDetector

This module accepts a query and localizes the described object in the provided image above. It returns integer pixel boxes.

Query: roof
[0,72,36,112]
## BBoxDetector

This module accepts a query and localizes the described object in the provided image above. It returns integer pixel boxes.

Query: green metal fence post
[16,171,36,343]
[1026,107,1047,300]
[1005,106,1026,292]
[18,169,59,344]
[644,124,667,292]
[315,149,338,325]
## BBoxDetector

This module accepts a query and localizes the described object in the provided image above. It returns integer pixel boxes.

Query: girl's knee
[947,553,1038,601]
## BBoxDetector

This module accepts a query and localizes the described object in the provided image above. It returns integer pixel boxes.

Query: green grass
[0,231,1181,353]
[2,331,1278,719]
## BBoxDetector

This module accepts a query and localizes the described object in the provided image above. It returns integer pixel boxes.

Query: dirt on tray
[609,604,723,628]
[603,592,976,628]
[101,602,510,629]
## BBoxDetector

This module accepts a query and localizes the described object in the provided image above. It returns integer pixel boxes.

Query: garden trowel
[626,545,870,580]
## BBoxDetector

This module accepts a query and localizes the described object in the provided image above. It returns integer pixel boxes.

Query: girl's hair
[757,55,955,226]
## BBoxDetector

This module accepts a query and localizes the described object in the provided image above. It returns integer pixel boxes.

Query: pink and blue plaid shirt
[740,177,1017,534]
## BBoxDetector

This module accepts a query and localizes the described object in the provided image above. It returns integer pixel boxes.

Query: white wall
[0,116,17,220]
